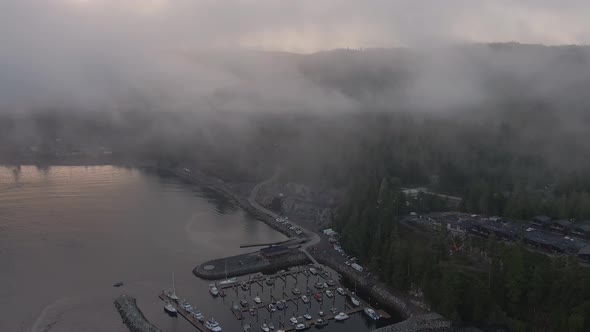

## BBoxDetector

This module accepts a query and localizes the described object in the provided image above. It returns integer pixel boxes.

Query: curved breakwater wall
[193,251,310,280]
[114,294,161,332]
[164,168,299,238]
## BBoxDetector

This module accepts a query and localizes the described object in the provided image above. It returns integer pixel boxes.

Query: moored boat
[363,307,380,320]
[164,301,177,315]
[205,318,222,331]
[295,323,307,330]
[218,277,238,286]
[334,312,349,321]
[209,284,219,296]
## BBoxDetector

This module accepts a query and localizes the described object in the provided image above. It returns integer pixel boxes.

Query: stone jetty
[114,294,161,332]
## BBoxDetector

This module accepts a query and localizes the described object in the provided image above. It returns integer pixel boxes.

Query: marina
[160,265,390,331]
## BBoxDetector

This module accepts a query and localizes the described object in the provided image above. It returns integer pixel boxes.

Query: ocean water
[0,165,385,332]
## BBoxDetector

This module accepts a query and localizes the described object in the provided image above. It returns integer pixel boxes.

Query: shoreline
[162,167,300,239]
[166,166,441,325]
[12,161,448,330]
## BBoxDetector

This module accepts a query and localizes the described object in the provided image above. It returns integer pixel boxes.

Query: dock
[158,292,206,332]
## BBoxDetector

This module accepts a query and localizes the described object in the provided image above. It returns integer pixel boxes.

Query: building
[530,215,551,229]
[523,229,580,254]
[469,221,520,241]
[571,222,590,240]
[548,219,572,235]
[446,219,470,235]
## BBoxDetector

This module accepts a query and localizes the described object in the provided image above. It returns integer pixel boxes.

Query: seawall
[163,167,299,239]
[193,251,310,280]
[114,294,161,332]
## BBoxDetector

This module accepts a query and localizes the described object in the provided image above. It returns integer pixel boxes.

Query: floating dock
[158,292,206,332]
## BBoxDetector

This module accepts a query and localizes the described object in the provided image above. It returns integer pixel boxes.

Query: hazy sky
[2,0,589,53]
[1,0,589,112]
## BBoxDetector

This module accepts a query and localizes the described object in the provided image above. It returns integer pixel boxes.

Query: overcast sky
[1,0,589,113]
[2,0,589,53]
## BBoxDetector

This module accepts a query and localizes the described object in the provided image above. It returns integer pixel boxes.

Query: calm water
[0,166,382,332]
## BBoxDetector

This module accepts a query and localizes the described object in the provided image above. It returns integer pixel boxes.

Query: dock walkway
[158,293,206,332]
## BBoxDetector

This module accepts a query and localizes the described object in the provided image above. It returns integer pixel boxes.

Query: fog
[2,1,590,186]
[1,0,590,114]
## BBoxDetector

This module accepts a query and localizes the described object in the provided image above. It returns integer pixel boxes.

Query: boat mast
[172,272,176,294]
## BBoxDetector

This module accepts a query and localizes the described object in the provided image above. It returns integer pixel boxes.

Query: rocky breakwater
[114,294,161,332]
[193,250,310,280]
[166,167,302,238]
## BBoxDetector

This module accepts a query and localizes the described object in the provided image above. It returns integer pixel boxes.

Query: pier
[158,292,207,332]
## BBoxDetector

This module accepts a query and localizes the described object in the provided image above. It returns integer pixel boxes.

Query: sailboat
[218,259,237,286]
[165,272,179,301]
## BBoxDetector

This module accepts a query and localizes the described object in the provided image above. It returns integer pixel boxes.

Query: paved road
[248,169,321,266]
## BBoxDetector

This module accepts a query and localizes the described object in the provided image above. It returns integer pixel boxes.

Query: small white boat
[295,323,307,330]
[289,316,298,324]
[268,303,276,311]
[315,318,328,327]
[243,324,252,332]
[254,296,262,304]
[334,312,349,321]
[292,288,301,295]
[205,318,222,331]
[350,296,360,307]
[325,290,333,298]
[303,313,312,320]
[209,284,219,297]
[301,295,309,303]
[164,301,177,314]
[309,268,317,275]
[317,310,325,317]
[336,287,345,296]
[260,323,270,332]
[268,322,275,330]
[218,277,238,286]
[364,307,380,320]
